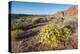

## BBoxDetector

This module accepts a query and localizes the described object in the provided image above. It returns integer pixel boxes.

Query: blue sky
[9,1,72,15]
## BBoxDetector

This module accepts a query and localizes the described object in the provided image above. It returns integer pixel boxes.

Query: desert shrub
[11,29,25,40]
[39,24,71,49]
[62,27,71,48]
[50,16,56,20]
[62,26,72,36]
[39,24,61,48]
[25,17,32,23]
[12,22,23,30]
[55,17,64,24]
[64,20,78,33]
[11,19,29,30]
[32,18,43,24]
[11,19,23,30]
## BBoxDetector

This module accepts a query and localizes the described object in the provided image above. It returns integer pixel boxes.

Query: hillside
[54,5,78,16]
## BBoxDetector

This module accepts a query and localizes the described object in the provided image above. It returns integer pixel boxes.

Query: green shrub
[11,19,28,30]
[50,16,56,19]
[11,19,23,30]
[12,22,23,30]
[64,19,78,33]
[62,27,71,48]
[32,18,43,24]
[62,27,71,39]
[39,24,60,47]
[39,24,71,48]
[11,29,25,40]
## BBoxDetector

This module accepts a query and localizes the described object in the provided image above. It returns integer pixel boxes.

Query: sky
[9,1,72,15]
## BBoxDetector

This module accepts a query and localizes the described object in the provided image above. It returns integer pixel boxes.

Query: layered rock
[54,5,78,16]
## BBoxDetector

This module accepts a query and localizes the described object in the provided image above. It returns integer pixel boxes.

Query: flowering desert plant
[39,23,71,49]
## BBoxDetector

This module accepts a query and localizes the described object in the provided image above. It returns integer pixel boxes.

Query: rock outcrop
[54,5,78,16]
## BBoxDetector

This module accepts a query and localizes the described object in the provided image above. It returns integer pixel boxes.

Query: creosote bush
[11,19,29,30]
[62,27,71,48]
[11,19,24,30]
[32,18,43,24]
[39,24,71,49]
[11,29,25,40]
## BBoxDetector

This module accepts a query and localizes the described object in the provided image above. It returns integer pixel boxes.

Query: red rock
[53,5,78,16]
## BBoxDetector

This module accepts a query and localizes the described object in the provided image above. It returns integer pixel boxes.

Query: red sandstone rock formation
[53,5,78,16]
